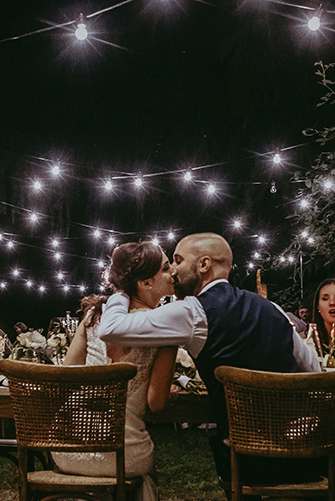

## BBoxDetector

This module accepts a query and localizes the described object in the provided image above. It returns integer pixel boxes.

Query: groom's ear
[137,279,153,290]
[199,256,211,274]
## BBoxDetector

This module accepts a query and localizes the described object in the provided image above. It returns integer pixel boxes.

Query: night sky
[1,0,334,337]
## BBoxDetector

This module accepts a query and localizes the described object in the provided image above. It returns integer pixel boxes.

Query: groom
[98,232,321,482]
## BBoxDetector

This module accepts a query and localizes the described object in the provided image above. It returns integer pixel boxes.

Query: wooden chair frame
[0,359,142,501]
[215,366,335,501]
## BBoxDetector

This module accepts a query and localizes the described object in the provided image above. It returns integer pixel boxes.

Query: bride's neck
[130,296,155,310]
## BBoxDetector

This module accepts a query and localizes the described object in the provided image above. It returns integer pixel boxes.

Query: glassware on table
[305,323,324,369]
[326,323,335,368]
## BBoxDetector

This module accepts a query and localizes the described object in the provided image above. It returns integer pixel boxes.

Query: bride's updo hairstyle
[106,241,163,297]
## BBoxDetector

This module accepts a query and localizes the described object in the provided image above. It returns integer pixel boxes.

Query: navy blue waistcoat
[196,282,298,438]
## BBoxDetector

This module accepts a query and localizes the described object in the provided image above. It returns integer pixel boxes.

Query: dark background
[0,0,334,337]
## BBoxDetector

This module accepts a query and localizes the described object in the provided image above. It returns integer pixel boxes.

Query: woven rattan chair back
[215,366,335,501]
[0,359,138,501]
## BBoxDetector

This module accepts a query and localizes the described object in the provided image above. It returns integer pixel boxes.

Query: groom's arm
[98,292,208,358]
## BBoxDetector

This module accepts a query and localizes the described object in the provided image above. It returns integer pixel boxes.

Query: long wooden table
[0,386,216,424]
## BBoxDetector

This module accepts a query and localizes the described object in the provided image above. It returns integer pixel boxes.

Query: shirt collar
[198,278,229,296]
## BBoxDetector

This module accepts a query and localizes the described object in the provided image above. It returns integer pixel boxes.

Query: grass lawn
[0,423,225,501]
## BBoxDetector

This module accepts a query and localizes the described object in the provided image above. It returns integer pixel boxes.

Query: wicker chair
[0,359,142,501]
[214,366,335,501]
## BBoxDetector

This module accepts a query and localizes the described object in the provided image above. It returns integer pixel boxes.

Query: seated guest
[98,232,323,486]
[298,303,310,325]
[312,278,335,353]
[11,321,28,344]
[46,317,69,340]
[52,242,177,501]
[285,311,306,338]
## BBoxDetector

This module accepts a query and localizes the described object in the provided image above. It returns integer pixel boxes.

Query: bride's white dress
[52,317,159,501]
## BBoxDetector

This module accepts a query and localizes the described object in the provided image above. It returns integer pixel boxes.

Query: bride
[52,242,177,501]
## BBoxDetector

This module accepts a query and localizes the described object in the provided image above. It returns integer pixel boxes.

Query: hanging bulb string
[0,0,135,44]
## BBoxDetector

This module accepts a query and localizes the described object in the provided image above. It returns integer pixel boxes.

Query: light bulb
[308,15,321,31]
[152,238,159,246]
[135,177,142,187]
[94,229,101,238]
[52,164,60,175]
[233,220,242,229]
[207,184,215,194]
[168,231,175,240]
[75,14,88,40]
[270,181,277,194]
[33,181,42,190]
[108,236,115,245]
[0,282,6,289]
[273,153,281,164]
[105,180,112,190]
[184,171,192,181]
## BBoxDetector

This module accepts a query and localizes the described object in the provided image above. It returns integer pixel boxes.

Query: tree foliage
[272,62,335,308]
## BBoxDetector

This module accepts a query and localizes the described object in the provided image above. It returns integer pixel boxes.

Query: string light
[97,260,105,268]
[94,229,101,238]
[0,282,6,289]
[167,231,175,240]
[54,252,61,260]
[79,285,86,292]
[33,180,42,190]
[12,269,20,277]
[107,236,115,245]
[51,163,60,176]
[248,262,254,269]
[273,152,281,164]
[134,176,143,187]
[233,220,242,230]
[270,181,277,194]
[254,252,260,259]
[301,230,308,238]
[7,241,14,249]
[63,285,69,292]
[307,236,315,244]
[288,256,294,263]
[152,237,159,246]
[207,183,216,194]
[51,239,60,247]
[104,180,113,191]
[258,235,266,245]
[29,212,38,223]
[75,13,88,41]
[39,285,46,293]
[26,280,33,288]
[308,5,322,31]
[184,171,192,181]
[300,198,309,208]
[57,272,64,280]
[279,256,286,263]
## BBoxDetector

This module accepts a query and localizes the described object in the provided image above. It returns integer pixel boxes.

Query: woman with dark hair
[312,278,335,354]
[52,242,176,501]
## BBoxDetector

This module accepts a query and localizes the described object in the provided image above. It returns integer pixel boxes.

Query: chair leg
[17,446,28,501]
[328,452,335,501]
[231,450,242,501]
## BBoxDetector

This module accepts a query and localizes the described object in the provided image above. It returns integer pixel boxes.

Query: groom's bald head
[172,233,233,298]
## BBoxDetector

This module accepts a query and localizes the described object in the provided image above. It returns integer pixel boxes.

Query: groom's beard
[173,265,199,300]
